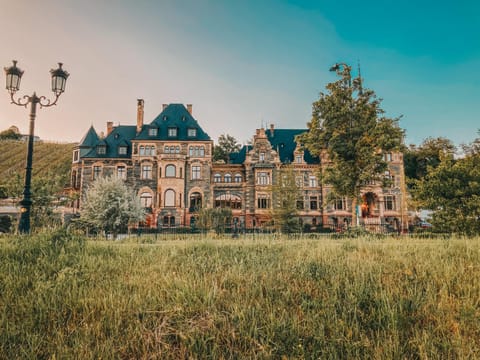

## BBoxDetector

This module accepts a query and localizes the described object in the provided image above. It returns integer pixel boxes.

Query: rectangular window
[117,166,126,180]
[148,128,158,136]
[384,153,392,162]
[73,150,79,162]
[97,146,106,155]
[168,127,177,137]
[257,172,270,185]
[310,196,318,210]
[259,152,265,161]
[191,166,201,179]
[257,196,270,209]
[142,165,152,179]
[295,155,302,163]
[188,128,197,137]
[93,166,102,180]
[385,196,395,210]
[309,176,317,187]
[334,198,346,210]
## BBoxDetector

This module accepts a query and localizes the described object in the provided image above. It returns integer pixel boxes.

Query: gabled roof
[79,126,100,147]
[135,104,211,141]
[83,125,136,158]
[229,129,320,165]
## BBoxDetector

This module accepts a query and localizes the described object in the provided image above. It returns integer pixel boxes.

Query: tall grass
[1,231,479,359]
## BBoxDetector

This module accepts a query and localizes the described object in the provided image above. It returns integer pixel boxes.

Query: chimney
[187,104,192,114]
[270,123,274,137]
[106,121,113,136]
[136,99,144,133]
[162,104,168,110]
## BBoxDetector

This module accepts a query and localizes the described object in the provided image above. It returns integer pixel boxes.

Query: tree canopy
[298,63,404,224]
[413,152,480,235]
[80,176,145,238]
[213,134,241,163]
[403,137,456,181]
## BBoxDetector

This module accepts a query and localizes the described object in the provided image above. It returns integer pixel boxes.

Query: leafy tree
[196,207,232,234]
[213,134,241,163]
[404,137,456,181]
[298,63,404,225]
[272,165,301,233]
[413,149,480,235]
[0,128,21,140]
[80,176,145,238]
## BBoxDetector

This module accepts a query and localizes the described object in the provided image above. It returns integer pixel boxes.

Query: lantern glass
[4,60,23,93]
[50,63,69,96]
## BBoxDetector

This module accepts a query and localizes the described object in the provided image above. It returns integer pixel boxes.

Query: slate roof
[229,129,320,165]
[79,104,211,159]
[79,126,100,147]
[83,126,136,159]
[136,104,211,141]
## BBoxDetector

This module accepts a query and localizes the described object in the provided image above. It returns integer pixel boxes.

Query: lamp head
[50,63,69,96]
[4,60,24,94]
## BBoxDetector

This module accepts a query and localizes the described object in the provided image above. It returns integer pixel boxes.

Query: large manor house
[71,101,408,232]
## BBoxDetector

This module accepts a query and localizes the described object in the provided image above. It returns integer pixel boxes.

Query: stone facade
[71,101,408,232]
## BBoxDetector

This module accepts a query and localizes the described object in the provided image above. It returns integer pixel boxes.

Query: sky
[0,0,479,147]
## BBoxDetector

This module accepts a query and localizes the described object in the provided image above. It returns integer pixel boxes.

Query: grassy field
[1,232,479,359]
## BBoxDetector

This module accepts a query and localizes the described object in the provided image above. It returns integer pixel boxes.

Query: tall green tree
[272,165,301,233]
[213,134,241,163]
[80,176,145,238]
[298,63,404,225]
[404,137,456,181]
[413,149,480,235]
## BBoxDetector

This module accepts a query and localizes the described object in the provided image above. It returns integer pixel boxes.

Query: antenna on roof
[357,59,363,95]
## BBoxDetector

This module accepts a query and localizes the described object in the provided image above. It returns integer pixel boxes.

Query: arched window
[234,174,242,183]
[140,192,153,207]
[214,173,221,182]
[139,146,145,155]
[224,173,232,183]
[189,192,202,211]
[165,189,175,207]
[215,194,242,209]
[165,164,176,177]
[199,146,205,157]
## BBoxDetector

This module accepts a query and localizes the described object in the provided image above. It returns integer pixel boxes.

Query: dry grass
[1,231,479,359]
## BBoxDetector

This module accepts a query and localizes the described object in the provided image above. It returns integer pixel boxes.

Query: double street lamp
[4,60,69,233]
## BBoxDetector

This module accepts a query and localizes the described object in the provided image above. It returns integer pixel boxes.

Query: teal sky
[0,0,478,146]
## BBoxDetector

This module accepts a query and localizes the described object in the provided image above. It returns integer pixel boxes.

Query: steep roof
[83,125,136,158]
[136,104,211,141]
[79,126,100,147]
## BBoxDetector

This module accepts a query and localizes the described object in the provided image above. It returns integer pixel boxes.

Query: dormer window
[188,128,197,137]
[148,128,158,136]
[97,145,106,155]
[168,127,177,137]
[118,146,127,155]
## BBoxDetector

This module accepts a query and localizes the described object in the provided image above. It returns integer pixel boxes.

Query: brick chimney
[269,123,274,137]
[106,121,113,136]
[137,99,144,133]
[187,104,192,114]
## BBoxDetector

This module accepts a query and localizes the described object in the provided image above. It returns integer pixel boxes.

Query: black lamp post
[4,60,69,233]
